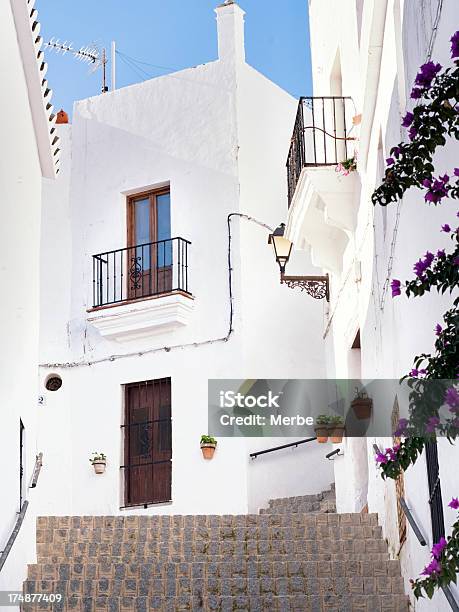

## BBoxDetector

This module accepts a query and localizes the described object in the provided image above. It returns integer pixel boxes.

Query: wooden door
[124,378,172,507]
[127,189,172,299]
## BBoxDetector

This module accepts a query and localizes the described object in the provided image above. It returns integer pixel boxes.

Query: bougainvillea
[371,31,459,599]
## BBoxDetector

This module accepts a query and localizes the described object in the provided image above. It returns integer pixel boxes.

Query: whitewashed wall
[37,3,328,518]
[305,0,459,609]
[0,0,42,594]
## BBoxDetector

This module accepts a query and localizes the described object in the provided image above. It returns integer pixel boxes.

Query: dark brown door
[124,378,172,507]
[127,189,172,299]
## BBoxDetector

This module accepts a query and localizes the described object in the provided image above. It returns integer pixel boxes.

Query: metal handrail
[400,497,459,612]
[0,452,43,573]
[250,437,316,459]
[0,501,29,573]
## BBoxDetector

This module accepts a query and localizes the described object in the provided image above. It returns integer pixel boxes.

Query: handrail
[250,437,316,459]
[326,448,343,460]
[399,497,427,546]
[400,497,459,612]
[30,452,43,488]
[0,501,29,573]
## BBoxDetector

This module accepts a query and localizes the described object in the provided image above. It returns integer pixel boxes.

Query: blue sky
[38,0,312,114]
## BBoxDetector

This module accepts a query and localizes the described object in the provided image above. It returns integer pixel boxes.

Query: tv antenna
[44,38,116,93]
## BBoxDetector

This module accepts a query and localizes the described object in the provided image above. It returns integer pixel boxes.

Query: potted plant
[336,155,357,176]
[314,415,330,443]
[351,389,373,420]
[200,435,217,460]
[329,415,345,443]
[89,452,106,474]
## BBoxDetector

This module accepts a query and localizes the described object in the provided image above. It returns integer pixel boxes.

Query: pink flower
[431,537,447,559]
[375,450,388,464]
[448,497,459,510]
[421,558,442,576]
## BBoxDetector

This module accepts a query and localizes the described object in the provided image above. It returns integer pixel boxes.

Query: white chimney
[215,0,246,64]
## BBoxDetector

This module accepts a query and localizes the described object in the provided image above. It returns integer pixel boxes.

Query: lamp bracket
[281,274,329,301]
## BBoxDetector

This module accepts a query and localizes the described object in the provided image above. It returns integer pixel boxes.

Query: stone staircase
[23,485,410,611]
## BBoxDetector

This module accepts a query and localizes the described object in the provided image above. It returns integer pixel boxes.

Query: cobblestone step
[33,551,392,566]
[36,538,388,560]
[268,490,335,507]
[261,502,336,514]
[37,513,374,530]
[20,593,410,611]
[36,524,382,544]
[24,575,407,598]
[28,558,402,581]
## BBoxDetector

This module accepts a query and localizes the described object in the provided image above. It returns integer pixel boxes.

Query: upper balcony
[287,96,355,206]
[87,237,194,341]
[285,97,360,273]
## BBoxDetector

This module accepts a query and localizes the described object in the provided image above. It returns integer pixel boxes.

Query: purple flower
[424,251,435,267]
[423,178,432,188]
[385,447,397,461]
[391,279,401,297]
[449,497,459,510]
[435,324,442,336]
[454,168,459,177]
[393,147,401,158]
[425,174,450,203]
[394,418,409,437]
[413,259,426,278]
[437,249,445,258]
[451,31,459,59]
[411,87,423,100]
[442,224,451,232]
[375,451,388,464]
[409,368,419,377]
[402,112,414,128]
[432,537,447,559]
[386,158,395,166]
[415,61,442,89]
[408,126,418,140]
[454,256,459,266]
[426,416,440,433]
[421,558,442,576]
[445,387,459,409]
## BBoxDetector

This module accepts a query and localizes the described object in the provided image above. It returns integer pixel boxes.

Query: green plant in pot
[329,415,345,443]
[89,452,106,474]
[314,415,331,443]
[351,388,373,420]
[200,435,217,460]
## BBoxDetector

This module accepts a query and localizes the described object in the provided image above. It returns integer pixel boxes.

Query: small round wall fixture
[45,374,63,392]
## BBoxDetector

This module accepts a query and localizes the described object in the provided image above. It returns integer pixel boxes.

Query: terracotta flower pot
[314,427,329,443]
[330,426,345,443]
[201,443,216,460]
[92,461,106,474]
[351,397,372,420]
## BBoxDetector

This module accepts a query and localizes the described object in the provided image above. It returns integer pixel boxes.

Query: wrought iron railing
[286,96,354,206]
[92,237,190,308]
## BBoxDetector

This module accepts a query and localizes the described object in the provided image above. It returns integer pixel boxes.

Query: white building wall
[37,3,329,518]
[303,0,459,609]
[0,0,44,593]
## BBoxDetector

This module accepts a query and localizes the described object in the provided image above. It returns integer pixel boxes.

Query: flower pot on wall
[314,427,329,443]
[201,443,216,460]
[351,397,372,420]
[92,460,106,474]
[330,426,345,444]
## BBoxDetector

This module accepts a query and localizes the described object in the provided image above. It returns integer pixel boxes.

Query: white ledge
[87,292,194,342]
[286,166,359,272]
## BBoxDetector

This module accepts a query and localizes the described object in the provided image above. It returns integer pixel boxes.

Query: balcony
[87,237,194,341]
[285,97,360,272]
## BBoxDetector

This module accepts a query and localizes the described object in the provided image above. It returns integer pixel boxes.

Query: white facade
[285,0,459,609]
[37,2,332,519]
[0,0,58,594]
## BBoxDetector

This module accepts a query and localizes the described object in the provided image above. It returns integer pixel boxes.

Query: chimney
[215,0,246,64]
[56,109,69,124]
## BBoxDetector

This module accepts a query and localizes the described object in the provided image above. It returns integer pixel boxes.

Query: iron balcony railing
[286,96,354,206]
[92,237,190,308]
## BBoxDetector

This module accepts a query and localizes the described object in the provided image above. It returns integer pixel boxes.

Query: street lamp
[268,223,330,301]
